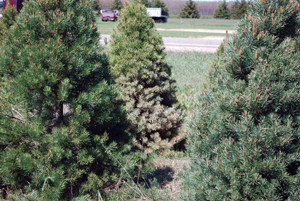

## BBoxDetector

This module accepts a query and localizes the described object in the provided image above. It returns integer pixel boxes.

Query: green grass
[96,17,238,38]
[167,51,214,109]
[156,18,239,30]
[99,28,227,38]
[160,31,227,38]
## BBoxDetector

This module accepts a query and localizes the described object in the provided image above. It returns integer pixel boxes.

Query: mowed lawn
[156,18,239,30]
[167,51,214,108]
[97,17,239,38]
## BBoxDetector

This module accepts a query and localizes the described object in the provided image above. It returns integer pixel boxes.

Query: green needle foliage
[181,0,300,200]
[0,3,18,36]
[0,0,138,199]
[213,0,231,19]
[179,0,200,19]
[109,2,184,153]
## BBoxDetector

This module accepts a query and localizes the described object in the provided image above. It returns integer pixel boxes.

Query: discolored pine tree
[109,2,184,153]
[181,0,300,200]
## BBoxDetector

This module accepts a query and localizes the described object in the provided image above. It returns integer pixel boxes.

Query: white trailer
[146,8,167,23]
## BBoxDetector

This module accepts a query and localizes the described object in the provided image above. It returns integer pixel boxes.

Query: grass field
[99,28,227,38]
[156,18,239,30]
[96,17,238,38]
[167,51,214,108]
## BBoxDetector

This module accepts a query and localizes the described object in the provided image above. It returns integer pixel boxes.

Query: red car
[0,0,24,15]
[101,9,117,22]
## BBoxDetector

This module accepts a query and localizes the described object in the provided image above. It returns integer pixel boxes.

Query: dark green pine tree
[181,0,300,200]
[213,0,231,19]
[179,0,200,19]
[109,1,184,153]
[110,0,123,10]
[231,0,249,19]
[0,0,138,199]
[150,0,169,16]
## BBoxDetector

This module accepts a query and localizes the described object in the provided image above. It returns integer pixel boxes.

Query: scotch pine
[0,0,136,199]
[182,0,300,200]
[109,2,184,153]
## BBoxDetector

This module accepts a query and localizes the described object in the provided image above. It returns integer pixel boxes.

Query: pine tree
[110,0,123,11]
[179,0,200,19]
[231,0,249,19]
[150,0,169,16]
[213,0,231,19]
[109,2,184,153]
[181,0,300,200]
[0,0,138,199]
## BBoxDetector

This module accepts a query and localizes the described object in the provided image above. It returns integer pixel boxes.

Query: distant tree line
[92,0,249,19]
[214,0,249,19]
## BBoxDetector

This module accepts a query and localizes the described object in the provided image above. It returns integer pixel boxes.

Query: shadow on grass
[144,166,174,188]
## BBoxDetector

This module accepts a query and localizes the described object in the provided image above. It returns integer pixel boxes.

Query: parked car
[101,9,117,22]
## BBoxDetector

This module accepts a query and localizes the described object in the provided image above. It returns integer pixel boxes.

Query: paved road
[100,34,225,53]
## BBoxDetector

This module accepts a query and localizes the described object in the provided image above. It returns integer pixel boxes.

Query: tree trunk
[54,103,64,123]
